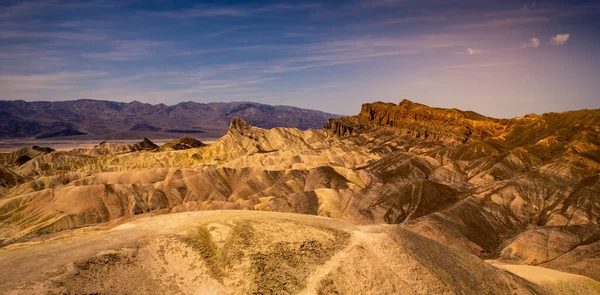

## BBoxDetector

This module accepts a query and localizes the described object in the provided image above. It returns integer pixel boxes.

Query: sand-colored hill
[2,210,589,295]
[1,100,600,293]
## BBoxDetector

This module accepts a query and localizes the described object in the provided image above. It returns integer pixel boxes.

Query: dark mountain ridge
[0,99,340,139]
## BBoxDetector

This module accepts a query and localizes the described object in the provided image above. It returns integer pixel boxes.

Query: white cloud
[467,48,482,55]
[522,37,540,48]
[551,33,570,46]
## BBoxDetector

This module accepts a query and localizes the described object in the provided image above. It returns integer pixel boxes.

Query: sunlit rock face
[1,99,600,288]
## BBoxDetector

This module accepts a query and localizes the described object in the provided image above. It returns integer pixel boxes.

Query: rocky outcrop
[326,100,507,144]
[0,146,55,167]
[159,136,205,151]
[132,138,159,151]
[326,99,600,150]
[93,138,158,154]
[0,165,25,192]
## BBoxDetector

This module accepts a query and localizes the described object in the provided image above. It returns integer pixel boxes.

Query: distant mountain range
[0,99,340,139]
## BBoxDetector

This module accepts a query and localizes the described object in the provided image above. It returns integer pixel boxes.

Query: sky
[1,0,599,117]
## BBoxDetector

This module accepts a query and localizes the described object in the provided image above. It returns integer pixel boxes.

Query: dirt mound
[0,211,566,295]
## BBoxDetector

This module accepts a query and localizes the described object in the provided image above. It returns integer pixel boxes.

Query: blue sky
[1,0,599,117]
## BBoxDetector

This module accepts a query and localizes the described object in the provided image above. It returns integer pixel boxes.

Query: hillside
[4,210,597,295]
[1,99,600,293]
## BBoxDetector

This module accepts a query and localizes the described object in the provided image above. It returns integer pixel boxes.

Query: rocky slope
[0,99,340,139]
[1,99,600,293]
[3,211,596,295]
[159,136,206,151]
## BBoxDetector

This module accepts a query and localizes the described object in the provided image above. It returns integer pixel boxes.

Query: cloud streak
[453,48,482,56]
[81,40,165,61]
[0,29,106,41]
[147,3,317,19]
[0,71,107,92]
[444,61,517,69]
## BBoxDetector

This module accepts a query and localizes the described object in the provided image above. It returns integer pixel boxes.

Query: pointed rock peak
[136,138,158,150]
[229,116,251,133]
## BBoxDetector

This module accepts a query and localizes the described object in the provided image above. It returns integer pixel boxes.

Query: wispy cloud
[81,40,164,61]
[0,29,106,41]
[444,61,517,69]
[284,32,324,38]
[0,0,116,19]
[262,34,464,73]
[82,73,279,104]
[172,44,289,56]
[551,33,570,46]
[455,16,549,29]
[149,6,248,18]
[202,25,250,37]
[171,34,464,74]
[385,16,447,24]
[522,37,540,48]
[148,3,316,19]
[0,71,107,92]
[0,0,54,18]
[453,48,482,56]
[357,0,423,8]
[255,3,320,12]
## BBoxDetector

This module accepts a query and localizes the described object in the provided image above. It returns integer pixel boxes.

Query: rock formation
[1,99,600,293]
[159,136,206,151]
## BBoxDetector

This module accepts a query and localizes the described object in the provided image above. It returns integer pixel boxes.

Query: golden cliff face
[326,100,508,144]
[326,99,600,149]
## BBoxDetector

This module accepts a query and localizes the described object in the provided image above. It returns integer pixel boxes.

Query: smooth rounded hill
[2,210,590,295]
